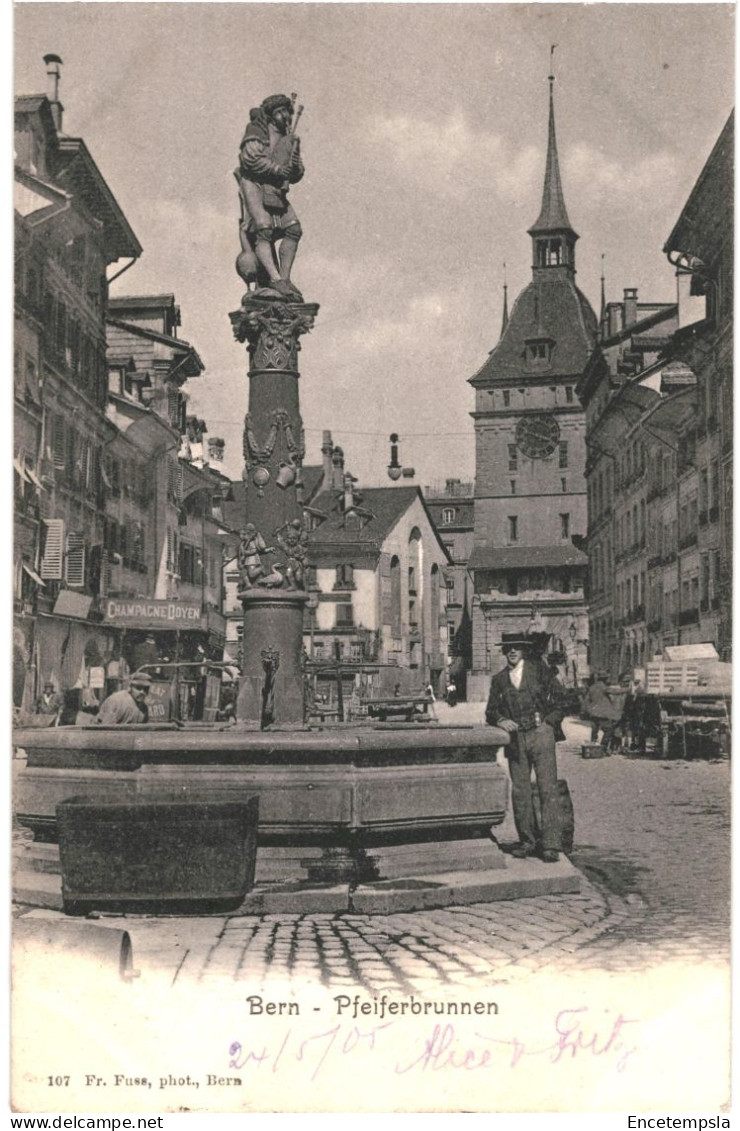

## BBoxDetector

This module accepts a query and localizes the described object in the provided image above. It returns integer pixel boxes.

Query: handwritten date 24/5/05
[229,1008,639,1081]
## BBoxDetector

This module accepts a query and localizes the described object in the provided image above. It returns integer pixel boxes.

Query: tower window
[508,516,518,542]
[536,238,563,267]
[565,386,574,403]
[560,513,570,539]
[442,507,456,524]
[510,480,516,495]
[503,390,510,407]
[561,477,567,493]
[508,444,518,472]
[559,442,569,469]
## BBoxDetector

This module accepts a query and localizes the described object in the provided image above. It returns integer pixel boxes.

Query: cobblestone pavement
[120,709,729,993]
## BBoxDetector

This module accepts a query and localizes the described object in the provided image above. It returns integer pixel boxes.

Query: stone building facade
[578,112,732,674]
[467,78,594,699]
[13,59,228,718]
[662,112,733,663]
[105,296,229,692]
[305,479,451,699]
[13,61,141,711]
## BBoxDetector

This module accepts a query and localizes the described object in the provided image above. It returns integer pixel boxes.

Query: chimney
[43,54,64,132]
[623,287,638,328]
[607,302,624,339]
[331,445,345,489]
[321,430,333,486]
[343,473,355,512]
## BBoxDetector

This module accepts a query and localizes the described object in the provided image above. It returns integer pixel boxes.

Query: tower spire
[499,262,509,339]
[600,253,607,322]
[529,47,574,234]
[528,47,578,275]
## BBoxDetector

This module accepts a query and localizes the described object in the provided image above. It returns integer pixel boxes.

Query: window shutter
[51,417,66,469]
[167,387,179,427]
[66,426,76,484]
[41,519,64,579]
[65,533,86,587]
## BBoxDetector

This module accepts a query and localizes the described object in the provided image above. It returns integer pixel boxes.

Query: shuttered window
[41,519,65,579]
[167,387,179,427]
[65,425,76,484]
[65,533,86,587]
[167,528,178,572]
[51,417,66,469]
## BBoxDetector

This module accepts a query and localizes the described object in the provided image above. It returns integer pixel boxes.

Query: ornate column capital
[230,297,320,372]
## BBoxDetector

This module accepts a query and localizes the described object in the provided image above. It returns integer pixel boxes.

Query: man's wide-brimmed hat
[499,633,531,651]
[499,631,551,653]
[130,673,152,689]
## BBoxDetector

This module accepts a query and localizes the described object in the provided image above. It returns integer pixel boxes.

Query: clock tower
[467,71,596,697]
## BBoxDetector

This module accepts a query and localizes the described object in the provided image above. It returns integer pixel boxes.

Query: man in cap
[236,93,304,299]
[97,673,151,725]
[485,633,567,862]
[35,681,63,719]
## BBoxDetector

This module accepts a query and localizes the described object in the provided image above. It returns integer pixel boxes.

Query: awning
[24,465,43,491]
[22,562,45,587]
[13,458,30,482]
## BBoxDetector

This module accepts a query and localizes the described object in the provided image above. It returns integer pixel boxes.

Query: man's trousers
[505,722,561,853]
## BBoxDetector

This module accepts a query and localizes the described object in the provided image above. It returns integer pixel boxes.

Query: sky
[14,3,735,490]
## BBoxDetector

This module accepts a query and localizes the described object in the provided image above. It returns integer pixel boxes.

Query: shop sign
[146,680,173,722]
[104,599,204,629]
[52,591,93,619]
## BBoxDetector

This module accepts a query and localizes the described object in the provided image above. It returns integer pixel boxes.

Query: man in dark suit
[485,633,567,862]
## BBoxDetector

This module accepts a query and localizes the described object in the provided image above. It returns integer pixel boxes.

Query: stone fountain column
[229,297,319,727]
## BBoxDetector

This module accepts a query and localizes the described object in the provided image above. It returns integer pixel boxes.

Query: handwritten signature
[395,1008,638,1075]
[228,1007,638,1082]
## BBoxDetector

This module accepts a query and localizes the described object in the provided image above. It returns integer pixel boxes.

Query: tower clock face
[515,413,561,459]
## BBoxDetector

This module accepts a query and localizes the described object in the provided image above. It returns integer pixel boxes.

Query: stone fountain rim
[14,724,509,753]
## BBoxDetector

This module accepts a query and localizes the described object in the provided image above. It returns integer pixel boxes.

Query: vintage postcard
[11,2,733,1117]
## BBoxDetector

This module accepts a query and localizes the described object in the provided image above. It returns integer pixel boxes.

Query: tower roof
[528,77,577,238]
[469,275,597,387]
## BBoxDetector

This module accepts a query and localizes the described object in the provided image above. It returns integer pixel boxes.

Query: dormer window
[442,507,456,524]
[524,337,554,371]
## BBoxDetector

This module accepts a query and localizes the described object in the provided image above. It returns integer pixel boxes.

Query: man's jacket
[485,659,567,738]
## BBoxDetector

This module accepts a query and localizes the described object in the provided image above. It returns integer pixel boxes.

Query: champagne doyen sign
[104,599,205,629]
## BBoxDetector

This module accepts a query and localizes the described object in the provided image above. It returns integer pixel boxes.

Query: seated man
[97,674,151,725]
[35,681,63,719]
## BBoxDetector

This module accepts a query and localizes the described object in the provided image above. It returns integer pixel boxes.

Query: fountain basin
[15,724,510,881]
[14,723,582,912]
